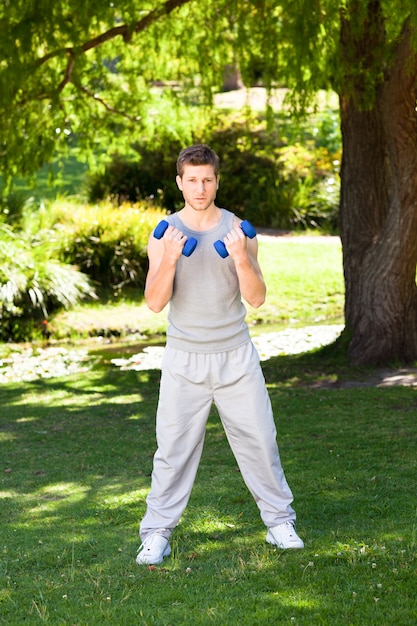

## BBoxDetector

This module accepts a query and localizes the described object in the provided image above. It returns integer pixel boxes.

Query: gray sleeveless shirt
[164,209,250,352]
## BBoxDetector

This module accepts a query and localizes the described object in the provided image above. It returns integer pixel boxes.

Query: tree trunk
[222,64,244,92]
[339,6,417,365]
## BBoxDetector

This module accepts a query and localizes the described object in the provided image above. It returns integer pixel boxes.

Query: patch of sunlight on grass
[0,490,19,498]
[39,482,89,496]
[0,589,13,603]
[8,390,79,407]
[101,489,149,506]
[0,432,16,442]
[109,394,143,404]
[16,416,38,423]
[136,371,155,383]
[335,541,388,557]
[11,391,141,408]
[268,592,321,610]
[27,483,90,513]
[187,515,244,536]
[12,393,100,407]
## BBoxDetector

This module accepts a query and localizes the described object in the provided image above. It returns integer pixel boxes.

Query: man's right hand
[158,225,189,261]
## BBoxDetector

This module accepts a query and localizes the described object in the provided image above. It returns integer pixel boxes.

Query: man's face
[176,164,219,212]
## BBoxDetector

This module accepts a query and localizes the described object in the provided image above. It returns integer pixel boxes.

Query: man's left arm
[224,227,266,308]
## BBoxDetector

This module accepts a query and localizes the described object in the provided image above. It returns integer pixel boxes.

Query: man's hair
[176,144,220,178]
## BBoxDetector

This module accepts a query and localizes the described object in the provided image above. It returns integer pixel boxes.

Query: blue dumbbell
[213,220,257,258]
[154,220,197,257]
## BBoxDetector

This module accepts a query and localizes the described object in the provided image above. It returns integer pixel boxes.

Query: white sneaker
[266,521,304,549]
[136,530,172,565]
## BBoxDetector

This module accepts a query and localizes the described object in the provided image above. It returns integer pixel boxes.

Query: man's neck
[178,205,222,231]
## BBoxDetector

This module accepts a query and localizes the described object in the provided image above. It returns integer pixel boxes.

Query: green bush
[209,111,341,229]
[0,193,37,227]
[0,200,165,342]
[51,201,164,292]
[87,141,183,212]
[0,224,96,342]
[85,110,341,231]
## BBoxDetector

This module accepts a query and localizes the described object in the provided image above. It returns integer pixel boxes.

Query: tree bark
[339,5,417,365]
[222,64,244,91]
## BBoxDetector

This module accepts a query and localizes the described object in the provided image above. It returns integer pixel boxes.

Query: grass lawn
[1,347,416,624]
[4,153,90,202]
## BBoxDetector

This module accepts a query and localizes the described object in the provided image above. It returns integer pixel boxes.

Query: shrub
[0,193,37,227]
[85,109,341,231]
[0,199,165,341]
[87,141,183,212]
[0,225,96,342]
[209,111,341,229]
[50,201,164,292]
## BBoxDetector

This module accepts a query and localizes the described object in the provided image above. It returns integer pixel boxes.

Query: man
[137,144,303,565]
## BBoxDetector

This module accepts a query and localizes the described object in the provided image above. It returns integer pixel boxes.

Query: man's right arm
[144,225,187,312]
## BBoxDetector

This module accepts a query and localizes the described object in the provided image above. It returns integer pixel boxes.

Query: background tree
[0,0,195,186]
[338,3,417,365]
[1,0,417,365]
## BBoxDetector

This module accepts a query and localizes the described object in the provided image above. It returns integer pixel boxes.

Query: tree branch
[76,83,142,122]
[385,16,417,99]
[36,0,192,68]
[57,51,76,93]
[23,0,193,112]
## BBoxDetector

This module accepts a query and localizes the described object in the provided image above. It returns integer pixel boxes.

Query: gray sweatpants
[140,341,296,539]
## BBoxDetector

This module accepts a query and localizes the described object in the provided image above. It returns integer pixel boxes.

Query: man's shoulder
[218,207,239,226]
[221,208,243,230]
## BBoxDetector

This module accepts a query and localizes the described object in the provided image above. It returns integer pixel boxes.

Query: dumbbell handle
[153,220,197,257]
[213,220,257,258]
